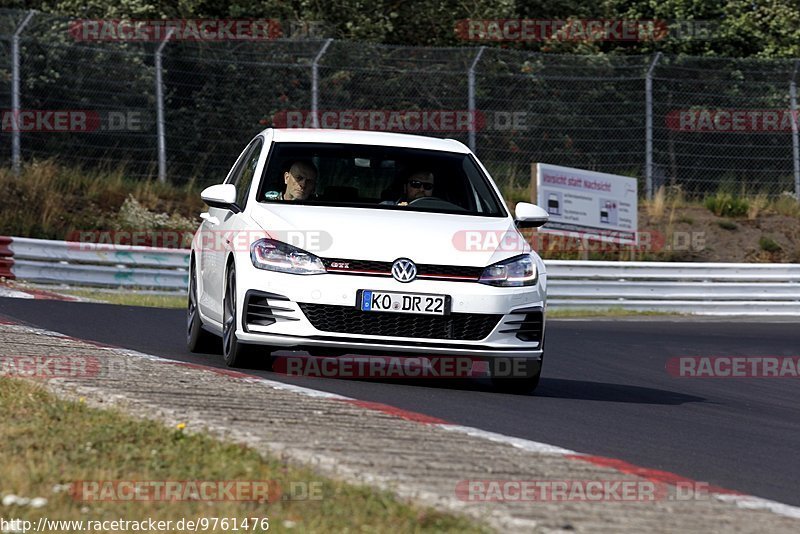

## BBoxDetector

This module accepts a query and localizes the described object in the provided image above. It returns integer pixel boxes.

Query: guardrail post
[468,46,485,153]
[155,28,174,184]
[311,38,333,128]
[11,10,36,176]
[791,61,800,201]
[645,52,662,200]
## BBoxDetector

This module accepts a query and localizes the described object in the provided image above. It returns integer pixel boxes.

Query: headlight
[250,238,326,275]
[479,254,538,287]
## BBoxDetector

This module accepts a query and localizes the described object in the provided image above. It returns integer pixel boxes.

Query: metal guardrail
[2,237,799,315]
[546,260,800,315]
[1,236,189,290]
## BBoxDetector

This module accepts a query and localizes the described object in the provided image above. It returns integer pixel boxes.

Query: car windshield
[257,142,507,217]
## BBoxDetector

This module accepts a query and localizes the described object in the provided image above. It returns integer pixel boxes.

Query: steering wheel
[407,196,466,211]
[408,196,444,205]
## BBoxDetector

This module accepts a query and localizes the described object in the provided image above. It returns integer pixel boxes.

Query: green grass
[61,289,186,309]
[759,236,782,253]
[0,161,204,240]
[773,193,800,217]
[704,192,749,217]
[0,378,487,533]
[548,308,686,318]
[59,291,689,318]
[3,162,799,266]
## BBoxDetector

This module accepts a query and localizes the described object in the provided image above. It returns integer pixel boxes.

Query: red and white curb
[0,236,14,280]
[1,315,800,521]
[0,236,78,301]
[0,284,78,301]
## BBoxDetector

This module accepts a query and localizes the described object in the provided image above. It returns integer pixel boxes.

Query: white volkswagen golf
[188,129,550,391]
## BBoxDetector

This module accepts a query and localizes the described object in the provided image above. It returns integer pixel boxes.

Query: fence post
[645,52,662,200]
[154,28,174,183]
[311,38,333,128]
[468,46,485,153]
[11,10,36,176]
[791,61,800,201]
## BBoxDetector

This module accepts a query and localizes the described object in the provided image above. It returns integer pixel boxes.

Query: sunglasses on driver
[408,180,434,191]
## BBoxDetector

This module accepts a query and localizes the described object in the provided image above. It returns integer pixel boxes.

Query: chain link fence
[1,8,799,199]
[0,10,17,167]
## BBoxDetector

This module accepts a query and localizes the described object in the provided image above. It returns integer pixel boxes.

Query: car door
[198,138,262,323]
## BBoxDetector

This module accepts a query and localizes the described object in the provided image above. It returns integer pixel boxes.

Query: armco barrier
[546,260,800,315]
[0,236,189,290]
[1,236,799,315]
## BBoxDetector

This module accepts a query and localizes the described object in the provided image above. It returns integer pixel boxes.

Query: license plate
[359,290,449,316]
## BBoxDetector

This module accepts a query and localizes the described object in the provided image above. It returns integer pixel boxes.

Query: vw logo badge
[391,258,417,283]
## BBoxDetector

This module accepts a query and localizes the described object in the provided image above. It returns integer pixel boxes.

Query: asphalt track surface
[1,297,798,507]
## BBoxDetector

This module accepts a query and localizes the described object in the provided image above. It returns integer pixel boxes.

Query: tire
[222,263,273,369]
[490,356,543,394]
[187,260,217,353]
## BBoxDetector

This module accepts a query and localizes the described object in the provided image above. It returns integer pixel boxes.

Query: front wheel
[222,264,257,368]
[187,260,217,353]
[490,356,543,394]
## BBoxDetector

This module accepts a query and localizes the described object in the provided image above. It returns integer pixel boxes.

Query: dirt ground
[532,204,800,263]
[640,205,800,263]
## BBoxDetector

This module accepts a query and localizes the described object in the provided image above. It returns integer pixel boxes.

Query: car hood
[248,203,530,267]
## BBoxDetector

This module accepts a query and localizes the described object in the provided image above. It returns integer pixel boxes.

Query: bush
[772,192,800,218]
[113,196,196,233]
[704,193,749,217]
[759,237,782,253]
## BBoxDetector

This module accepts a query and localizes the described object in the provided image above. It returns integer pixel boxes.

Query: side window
[228,139,263,209]
[225,142,254,185]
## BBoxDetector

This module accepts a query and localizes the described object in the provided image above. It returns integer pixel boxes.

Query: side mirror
[514,202,549,228]
[201,184,240,213]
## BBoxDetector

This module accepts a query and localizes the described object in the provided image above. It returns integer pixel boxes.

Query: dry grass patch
[0,378,487,533]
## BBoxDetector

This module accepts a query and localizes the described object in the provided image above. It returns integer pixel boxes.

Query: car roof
[267,128,471,154]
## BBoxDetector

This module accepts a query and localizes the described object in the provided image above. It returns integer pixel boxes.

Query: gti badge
[391,258,417,283]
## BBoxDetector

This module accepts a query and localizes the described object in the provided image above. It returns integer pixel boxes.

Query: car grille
[320,258,483,281]
[298,303,502,340]
[244,291,299,330]
[498,307,544,343]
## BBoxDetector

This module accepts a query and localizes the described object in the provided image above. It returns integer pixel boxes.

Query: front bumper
[234,259,547,359]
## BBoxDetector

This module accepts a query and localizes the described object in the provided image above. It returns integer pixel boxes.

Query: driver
[384,170,435,206]
[264,160,318,201]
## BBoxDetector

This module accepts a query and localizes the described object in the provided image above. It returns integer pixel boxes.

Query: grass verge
[60,289,187,309]
[58,290,688,318]
[0,161,203,240]
[0,378,487,533]
[38,286,689,318]
[548,308,686,318]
